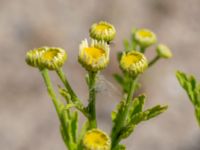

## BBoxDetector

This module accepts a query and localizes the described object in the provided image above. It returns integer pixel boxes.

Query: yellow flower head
[83,129,111,150]
[26,47,67,70]
[40,47,67,70]
[135,29,157,48]
[90,21,116,42]
[156,44,172,59]
[120,51,148,77]
[78,39,110,72]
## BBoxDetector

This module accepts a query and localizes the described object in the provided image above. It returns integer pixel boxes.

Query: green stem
[56,68,89,118]
[56,68,78,102]
[61,110,77,150]
[40,69,62,116]
[87,71,97,129]
[60,124,71,149]
[111,77,137,149]
[148,55,160,67]
[140,47,146,53]
[40,69,75,150]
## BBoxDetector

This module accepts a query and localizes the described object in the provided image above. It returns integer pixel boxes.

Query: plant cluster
[26,21,172,150]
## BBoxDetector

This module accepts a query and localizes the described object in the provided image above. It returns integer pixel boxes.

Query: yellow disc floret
[120,51,148,77]
[40,47,67,70]
[135,29,157,48]
[78,39,110,72]
[90,21,116,42]
[83,129,111,150]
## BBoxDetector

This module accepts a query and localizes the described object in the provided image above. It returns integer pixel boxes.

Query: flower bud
[83,129,111,150]
[90,21,116,43]
[156,44,172,59]
[78,39,110,72]
[135,29,157,48]
[40,47,67,70]
[26,47,67,70]
[25,47,46,68]
[120,51,148,77]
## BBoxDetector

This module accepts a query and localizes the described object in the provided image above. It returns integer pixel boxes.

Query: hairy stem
[56,68,79,102]
[149,55,160,67]
[111,77,137,149]
[140,47,146,53]
[40,69,76,150]
[57,68,89,121]
[87,71,97,129]
[40,69,62,116]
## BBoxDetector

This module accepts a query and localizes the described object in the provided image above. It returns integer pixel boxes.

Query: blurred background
[0,0,200,149]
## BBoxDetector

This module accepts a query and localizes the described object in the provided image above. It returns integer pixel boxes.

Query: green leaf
[123,39,130,51]
[112,99,126,123]
[117,52,123,62]
[61,110,74,146]
[145,105,168,120]
[130,111,148,124]
[77,121,90,150]
[114,144,126,150]
[71,111,78,143]
[176,71,188,86]
[176,71,197,104]
[85,74,90,86]
[58,86,71,103]
[130,28,137,50]
[194,89,200,107]
[176,71,200,106]
[176,70,200,127]
[195,107,200,126]
[118,124,135,139]
[60,125,70,147]
[114,72,140,94]
[129,95,146,118]
[186,83,195,104]
[190,75,197,90]
[113,74,124,86]
[128,105,167,126]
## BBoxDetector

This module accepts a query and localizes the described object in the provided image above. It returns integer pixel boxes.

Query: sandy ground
[0,0,200,150]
